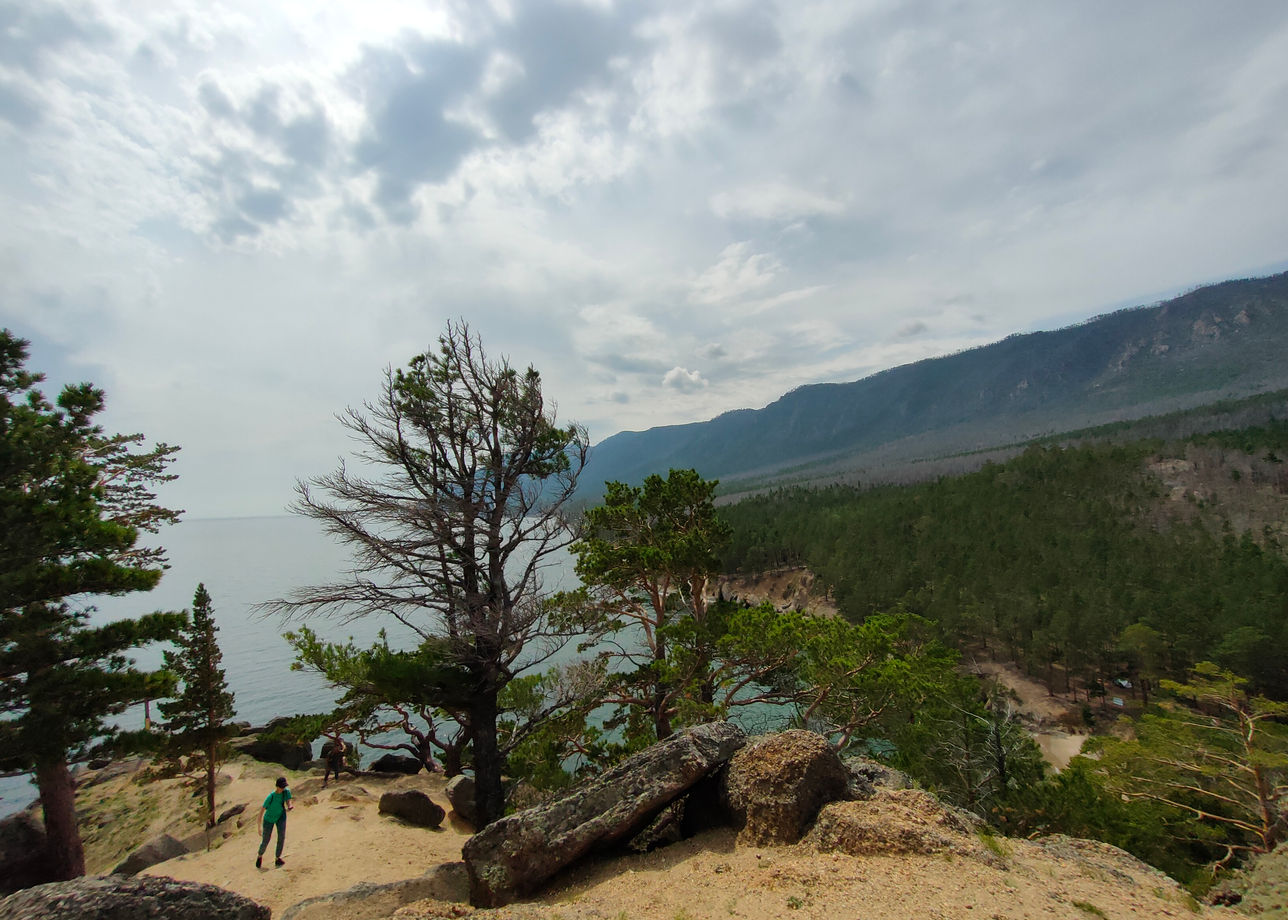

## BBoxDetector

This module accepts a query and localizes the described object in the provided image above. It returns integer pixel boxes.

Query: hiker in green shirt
[256,776,293,868]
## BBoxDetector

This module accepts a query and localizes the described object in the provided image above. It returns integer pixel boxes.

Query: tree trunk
[440,741,463,777]
[36,757,85,881]
[652,633,672,741]
[469,681,505,828]
[205,740,217,828]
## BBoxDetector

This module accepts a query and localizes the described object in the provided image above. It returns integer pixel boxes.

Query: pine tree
[159,583,236,828]
[267,322,588,828]
[1090,662,1288,864]
[572,469,732,742]
[0,329,183,881]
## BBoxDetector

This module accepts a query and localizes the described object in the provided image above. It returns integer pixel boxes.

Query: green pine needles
[0,328,183,881]
[159,583,237,828]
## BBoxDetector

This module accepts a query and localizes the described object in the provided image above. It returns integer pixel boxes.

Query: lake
[2,514,577,815]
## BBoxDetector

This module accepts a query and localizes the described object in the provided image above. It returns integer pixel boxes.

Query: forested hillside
[588,271,1288,497]
[719,424,1288,700]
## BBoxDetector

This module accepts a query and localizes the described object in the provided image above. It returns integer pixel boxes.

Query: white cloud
[710,181,844,222]
[662,366,708,392]
[689,242,782,305]
[3,0,1288,515]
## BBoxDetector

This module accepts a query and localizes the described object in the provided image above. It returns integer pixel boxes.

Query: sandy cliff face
[713,567,839,617]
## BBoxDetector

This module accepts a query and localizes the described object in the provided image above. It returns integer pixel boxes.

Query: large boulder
[369,753,422,775]
[378,790,445,828]
[0,810,53,896]
[806,788,977,857]
[721,729,849,845]
[0,874,269,919]
[232,735,312,770]
[462,720,746,908]
[445,775,476,827]
[111,833,189,876]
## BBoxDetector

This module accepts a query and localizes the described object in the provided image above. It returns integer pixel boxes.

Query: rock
[179,827,218,853]
[74,758,147,790]
[379,791,446,828]
[0,810,54,896]
[806,788,976,857]
[842,755,911,799]
[280,863,468,920]
[216,803,247,825]
[721,729,849,845]
[462,720,746,907]
[111,833,189,875]
[87,758,111,770]
[232,735,312,770]
[369,754,422,775]
[330,788,373,804]
[444,775,476,827]
[0,874,269,919]
[626,799,685,852]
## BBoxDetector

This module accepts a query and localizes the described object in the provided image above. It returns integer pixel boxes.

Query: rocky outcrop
[807,788,978,857]
[842,755,912,799]
[462,721,747,907]
[111,832,188,875]
[379,791,446,828]
[0,810,53,896]
[232,735,312,770]
[721,729,850,845]
[445,775,476,827]
[74,758,147,790]
[0,875,269,920]
[370,754,423,775]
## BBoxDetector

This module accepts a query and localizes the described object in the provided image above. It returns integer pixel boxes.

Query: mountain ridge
[585,270,1288,491]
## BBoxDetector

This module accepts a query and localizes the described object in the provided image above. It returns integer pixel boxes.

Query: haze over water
[2,515,575,815]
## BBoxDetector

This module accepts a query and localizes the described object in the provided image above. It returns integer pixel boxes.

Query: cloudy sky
[4,0,1288,518]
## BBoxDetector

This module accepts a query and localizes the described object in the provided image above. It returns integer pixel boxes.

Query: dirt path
[970,660,1087,771]
[136,766,471,916]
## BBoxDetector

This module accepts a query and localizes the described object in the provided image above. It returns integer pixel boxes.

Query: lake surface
[1,515,577,815]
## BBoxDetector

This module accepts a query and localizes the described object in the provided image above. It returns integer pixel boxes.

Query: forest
[716,424,1288,882]
[720,427,1288,699]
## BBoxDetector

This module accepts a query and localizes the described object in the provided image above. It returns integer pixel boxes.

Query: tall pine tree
[159,583,236,828]
[0,329,182,881]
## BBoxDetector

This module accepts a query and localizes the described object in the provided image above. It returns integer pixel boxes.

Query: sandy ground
[972,660,1087,772]
[459,829,1232,920]
[132,763,472,915]
[73,755,1239,920]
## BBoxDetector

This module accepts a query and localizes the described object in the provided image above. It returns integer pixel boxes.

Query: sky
[4,0,1288,519]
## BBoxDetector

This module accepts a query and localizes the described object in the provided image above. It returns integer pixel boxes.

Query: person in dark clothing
[323,737,349,788]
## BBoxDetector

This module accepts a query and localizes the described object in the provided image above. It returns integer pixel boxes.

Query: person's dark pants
[258,816,286,858]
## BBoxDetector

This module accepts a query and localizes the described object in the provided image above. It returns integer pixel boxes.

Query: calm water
[2,515,576,815]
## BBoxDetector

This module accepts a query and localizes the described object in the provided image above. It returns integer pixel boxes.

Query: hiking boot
[255,856,262,869]
[275,857,285,867]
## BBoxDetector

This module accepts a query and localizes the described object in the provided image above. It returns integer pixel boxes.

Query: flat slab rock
[0,874,269,920]
[463,721,746,907]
